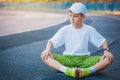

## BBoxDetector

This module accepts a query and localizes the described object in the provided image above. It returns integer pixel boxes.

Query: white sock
[90,66,96,73]
[60,66,67,73]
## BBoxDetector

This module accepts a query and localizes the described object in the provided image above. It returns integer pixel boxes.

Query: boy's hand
[41,50,53,61]
[101,50,114,61]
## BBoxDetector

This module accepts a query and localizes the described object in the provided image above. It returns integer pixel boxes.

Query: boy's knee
[105,57,114,65]
[40,52,44,61]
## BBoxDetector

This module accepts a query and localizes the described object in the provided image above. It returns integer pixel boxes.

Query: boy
[41,3,114,78]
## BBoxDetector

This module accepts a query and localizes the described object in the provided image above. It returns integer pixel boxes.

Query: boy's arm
[102,40,114,61]
[41,41,54,61]
[45,41,53,52]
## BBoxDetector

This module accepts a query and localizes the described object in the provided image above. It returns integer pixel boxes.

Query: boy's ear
[82,15,86,19]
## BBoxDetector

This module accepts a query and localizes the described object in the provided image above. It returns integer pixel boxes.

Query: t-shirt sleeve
[49,27,65,48]
[90,28,105,48]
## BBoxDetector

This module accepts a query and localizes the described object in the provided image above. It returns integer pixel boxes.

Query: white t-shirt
[49,24,105,56]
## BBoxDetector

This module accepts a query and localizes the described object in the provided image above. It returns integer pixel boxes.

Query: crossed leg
[93,56,113,71]
[41,53,113,78]
[78,56,113,78]
[41,53,78,77]
[41,55,63,71]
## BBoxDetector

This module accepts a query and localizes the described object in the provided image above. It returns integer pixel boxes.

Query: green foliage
[53,54,101,68]
[1,0,120,3]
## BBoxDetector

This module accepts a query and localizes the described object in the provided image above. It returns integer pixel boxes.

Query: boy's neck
[73,23,83,29]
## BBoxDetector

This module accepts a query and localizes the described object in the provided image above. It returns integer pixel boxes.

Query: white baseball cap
[69,3,87,14]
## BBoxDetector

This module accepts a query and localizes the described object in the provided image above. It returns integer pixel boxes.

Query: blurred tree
[0,0,120,3]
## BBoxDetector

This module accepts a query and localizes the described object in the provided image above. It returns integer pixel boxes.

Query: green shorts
[53,54,101,68]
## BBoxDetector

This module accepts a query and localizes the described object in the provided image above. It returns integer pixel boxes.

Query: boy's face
[68,11,85,28]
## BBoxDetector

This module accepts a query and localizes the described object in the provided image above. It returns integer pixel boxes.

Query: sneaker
[79,68,90,78]
[65,68,78,78]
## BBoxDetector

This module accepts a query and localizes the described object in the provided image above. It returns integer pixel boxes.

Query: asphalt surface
[0,10,67,36]
[0,13,120,80]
